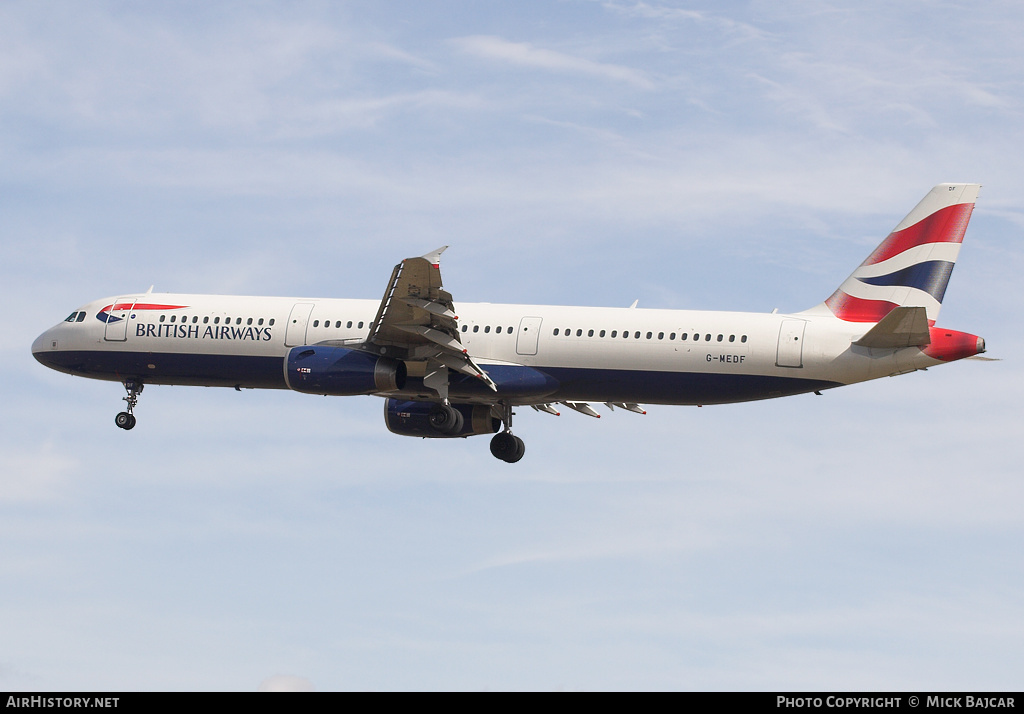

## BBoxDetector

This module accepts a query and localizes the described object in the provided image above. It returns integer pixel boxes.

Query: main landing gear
[115,379,143,430]
[489,402,525,463]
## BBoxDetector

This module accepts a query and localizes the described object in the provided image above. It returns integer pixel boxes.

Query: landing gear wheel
[115,379,143,430]
[490,432,526,463]
[429,404,464,435]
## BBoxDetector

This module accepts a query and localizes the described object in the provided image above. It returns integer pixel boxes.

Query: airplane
[32,183,987,463]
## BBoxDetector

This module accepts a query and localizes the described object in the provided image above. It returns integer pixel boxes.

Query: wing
[365,247,497,400]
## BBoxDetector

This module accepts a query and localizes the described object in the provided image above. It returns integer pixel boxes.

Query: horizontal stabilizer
[853,306,931,349]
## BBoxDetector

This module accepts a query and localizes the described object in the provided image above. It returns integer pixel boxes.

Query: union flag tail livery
[33,184,987,462]
[817,183,980,324]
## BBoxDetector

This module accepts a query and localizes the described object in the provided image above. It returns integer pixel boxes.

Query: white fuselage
[32,292,946,406]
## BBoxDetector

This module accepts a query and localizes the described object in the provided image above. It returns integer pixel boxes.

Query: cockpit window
[65,312,79,322]
[77,312,86,322]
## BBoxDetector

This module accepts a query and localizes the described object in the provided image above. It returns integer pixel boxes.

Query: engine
[285,345,406,395]
[384,399,501,438]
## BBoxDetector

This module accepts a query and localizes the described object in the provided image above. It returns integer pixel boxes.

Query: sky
[2,0,1023,691]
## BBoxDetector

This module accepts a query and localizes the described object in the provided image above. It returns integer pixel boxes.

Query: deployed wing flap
[366,246,496,396]
[853,306,931,349]
[368,247,458,349]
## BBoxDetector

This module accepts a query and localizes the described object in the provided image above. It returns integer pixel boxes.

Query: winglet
[420,246,449,267]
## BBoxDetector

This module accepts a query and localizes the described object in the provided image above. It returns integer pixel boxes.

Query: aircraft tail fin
[808,183,980,324]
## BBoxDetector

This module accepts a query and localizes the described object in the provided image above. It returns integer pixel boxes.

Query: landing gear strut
[489,402,525,463]
[115,379,143,430]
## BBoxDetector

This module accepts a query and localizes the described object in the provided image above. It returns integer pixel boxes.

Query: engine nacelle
[285,345,406,395]
[384,399,501,438]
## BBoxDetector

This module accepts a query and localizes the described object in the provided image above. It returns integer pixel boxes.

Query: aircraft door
[776,319,806,368]
[516,316,543,356]
[103,297,138,342]
[285,302,315,347]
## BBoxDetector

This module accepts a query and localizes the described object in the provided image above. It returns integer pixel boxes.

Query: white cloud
[258,674,315,692]
[452,35,655,89]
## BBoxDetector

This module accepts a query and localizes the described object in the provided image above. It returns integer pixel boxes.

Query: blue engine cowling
[285,345,406,395]
[384,399,501,438]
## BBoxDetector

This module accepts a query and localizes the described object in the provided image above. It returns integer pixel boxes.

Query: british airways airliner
[33,183,986,462]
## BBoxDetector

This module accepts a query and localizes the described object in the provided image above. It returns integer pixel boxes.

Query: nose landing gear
[115,379,143,430]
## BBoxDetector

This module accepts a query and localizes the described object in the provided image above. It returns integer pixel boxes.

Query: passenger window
[247,318,253,325]
[236,318,242,325]
[462,325,469,333]
[611,330,617,337]
[170,315,176,323]
[741,335,747,343]
[646,332,652,339]
[346,321,353,328]
[269,318,275,326]
[214,317,221,324]
[358,321,363,328]
[554,328,560,335]
[473,325,479,333]
[485,326,491,333]
[634,332,641,339]
[681,333,688,341]
[705,334,712,341]
[729,335,735,342]
[313,320,319,327]
[204,316,209,324]
[160,315,166,323]
[507,327,513,334]
[670,333,676,340]
[576,329,583,337]
[717,334,723,342]
[658,332,664,340]
[599,330,606,337]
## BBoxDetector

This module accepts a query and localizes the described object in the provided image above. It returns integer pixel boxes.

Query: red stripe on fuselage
[105,303,189,312]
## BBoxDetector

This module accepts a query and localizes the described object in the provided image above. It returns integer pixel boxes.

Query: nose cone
[32,326,65,371]
[32,329,53,360]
